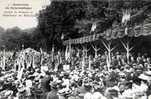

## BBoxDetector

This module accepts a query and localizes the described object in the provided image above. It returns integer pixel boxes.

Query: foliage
[37,0,151,49]
[0,1,150,51]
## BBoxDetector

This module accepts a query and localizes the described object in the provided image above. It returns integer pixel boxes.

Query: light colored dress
[84,92,93,99]
[92,92,107,99]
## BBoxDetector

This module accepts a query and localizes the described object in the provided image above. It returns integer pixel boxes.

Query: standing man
[46,82,59,99]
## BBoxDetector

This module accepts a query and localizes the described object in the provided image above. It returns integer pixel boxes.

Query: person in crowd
[92,86,107,99]
[46,82,59,99]
[83,84,93,99]
[1,48,151,99]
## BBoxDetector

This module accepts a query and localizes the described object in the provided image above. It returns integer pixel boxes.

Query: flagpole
[3,48,6,70]
[40,48,43,66]
[51,45,54,62]
[88,56,92,70]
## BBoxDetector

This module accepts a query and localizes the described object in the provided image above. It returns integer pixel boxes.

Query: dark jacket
[46,90,59,99]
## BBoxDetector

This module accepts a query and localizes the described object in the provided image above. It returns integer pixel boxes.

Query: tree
[37,0,151,50]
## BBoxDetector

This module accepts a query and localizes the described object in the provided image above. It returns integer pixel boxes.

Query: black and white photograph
[0,0,151,99]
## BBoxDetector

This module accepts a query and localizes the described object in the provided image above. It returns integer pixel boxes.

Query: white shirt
[84,92,93,99]
[62,79,70,88]
[121,89,134,99]
[25,79,32,88]
[92,92,107,99]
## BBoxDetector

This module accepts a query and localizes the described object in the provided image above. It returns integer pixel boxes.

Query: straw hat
[138,73,151,81]
[144,71,151,76]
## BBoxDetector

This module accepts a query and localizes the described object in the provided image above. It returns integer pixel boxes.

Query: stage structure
[63,3,151,71]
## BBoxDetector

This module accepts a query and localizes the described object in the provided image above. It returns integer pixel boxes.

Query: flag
[61,33,64,40]
[2,49,6,70]
[40,48,43,66]
[125,27,128,35]
[91,22,97,32]
[122,9,130,24]
[57,51,61,64]
[51,45,54,62]
[65,45,70,60]
[17,68,24,80]
[82,55,85,71]
[88,56,92,70]
[32,55,35,68]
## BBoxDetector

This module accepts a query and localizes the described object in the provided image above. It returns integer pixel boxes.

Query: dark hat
[108,89,118,97]
[50,82,58,89]
[0,80,4,85]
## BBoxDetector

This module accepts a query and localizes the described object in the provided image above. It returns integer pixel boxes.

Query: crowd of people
[0,47,151,99]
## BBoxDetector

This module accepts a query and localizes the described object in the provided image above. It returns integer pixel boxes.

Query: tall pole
[40,48,43,66]
[88,56,92,70]
[3,47,5,70]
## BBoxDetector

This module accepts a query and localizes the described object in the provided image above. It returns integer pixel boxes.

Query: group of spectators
[0,48,151,99]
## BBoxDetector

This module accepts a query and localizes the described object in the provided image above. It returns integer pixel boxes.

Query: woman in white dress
[84,84,93,99]
[92,87,107,99]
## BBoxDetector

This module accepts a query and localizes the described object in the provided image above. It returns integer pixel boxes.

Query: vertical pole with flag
[0,53,2,70]
[76,48,80,57]
[32,54,35,68]
[51,45,54,62]
[82,54,85,72]
[22,52,25,69]
[40,48,43,66]
[57,51,60,64]
[21,44,25,69]
[65,45,68,61]
[69,42,71,62]
[82,47,85,71]
[65,43,71,62]
[90,22,97,32]
[17,57,21,72]
[88,56,92,70]
[3,48,6,70]
[17,67,24,81]
[59,51,62,64]
[122,9,130,35]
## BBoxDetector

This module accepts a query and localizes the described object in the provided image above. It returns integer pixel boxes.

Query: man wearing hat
[83,84,93,99]
[135,73,149,99]
[46,82,59,99]
[142,71,151,99]
[0,80,4,91]
[120,81,134,99]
